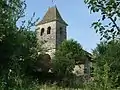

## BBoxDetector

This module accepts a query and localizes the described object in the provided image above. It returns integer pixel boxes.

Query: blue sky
[25,0,100,52]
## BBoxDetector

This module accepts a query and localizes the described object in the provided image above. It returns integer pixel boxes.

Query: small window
[41,28,44,36]
[60,27,62,30]
[47,26,51,34]
[60,27,62,34]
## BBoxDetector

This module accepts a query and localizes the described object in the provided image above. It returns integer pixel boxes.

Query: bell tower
[36,6,68,58]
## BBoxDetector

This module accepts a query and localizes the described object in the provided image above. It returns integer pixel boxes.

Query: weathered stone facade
[36,6,92,76]
[36,6,67,58]
[72,58,91,76]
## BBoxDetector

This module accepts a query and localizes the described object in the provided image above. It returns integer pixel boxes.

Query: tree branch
[96,4,120,32]
[108,17,120,32]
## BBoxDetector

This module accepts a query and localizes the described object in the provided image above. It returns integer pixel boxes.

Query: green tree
[84,0,120,41]
[0,0,41,89]
[84,0,120,89]
[52,39,85,77]
[92,40,120,88]
[0,0,26,89]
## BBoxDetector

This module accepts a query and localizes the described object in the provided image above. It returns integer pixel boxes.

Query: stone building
[36,6,68,58]
[36,6,92,76]
[72,52,92,77]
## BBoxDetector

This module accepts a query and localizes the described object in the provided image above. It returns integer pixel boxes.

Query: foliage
[84,0,120,41]
[52,39,85,77]
[91,40,120,89]
[84,0,120,89]
[0,0,86,89]
[84,62,112,90]
[0,0,43,89]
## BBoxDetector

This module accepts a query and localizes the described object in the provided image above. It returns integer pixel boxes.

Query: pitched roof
[37,6,68,26]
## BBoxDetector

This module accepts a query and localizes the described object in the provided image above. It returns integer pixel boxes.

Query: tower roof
[37,6,68,26]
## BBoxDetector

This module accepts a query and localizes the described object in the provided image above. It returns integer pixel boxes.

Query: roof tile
[37,6,68,25]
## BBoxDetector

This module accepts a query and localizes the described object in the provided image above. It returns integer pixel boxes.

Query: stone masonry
[36,6,68,58]
[36,6,92,76]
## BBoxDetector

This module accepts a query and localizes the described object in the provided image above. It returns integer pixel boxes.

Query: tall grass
[0,62,119,90]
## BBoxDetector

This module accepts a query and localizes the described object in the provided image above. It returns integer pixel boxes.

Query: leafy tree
[92,40,120,88]
[52,39,85,77]
[0,0,42,89]
[84,0,120,89]
[0,0,26,89]
[84,0,120,41]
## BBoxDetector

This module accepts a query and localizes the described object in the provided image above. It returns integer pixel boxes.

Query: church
[36,6,67,59]
[36,6,92,76]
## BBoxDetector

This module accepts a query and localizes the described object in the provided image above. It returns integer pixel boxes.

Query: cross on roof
[52,0,56,6]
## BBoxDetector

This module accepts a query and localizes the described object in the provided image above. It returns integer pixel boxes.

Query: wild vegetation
[52,39,85,77]
[0,0,120,90]
[84,0,120,90]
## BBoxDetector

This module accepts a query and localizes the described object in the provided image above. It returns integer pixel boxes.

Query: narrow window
[41,28,44,36]
[60,27,62,34]
[47,26,51,34]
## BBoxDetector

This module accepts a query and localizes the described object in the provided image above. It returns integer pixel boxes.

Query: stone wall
[36,21,67,58]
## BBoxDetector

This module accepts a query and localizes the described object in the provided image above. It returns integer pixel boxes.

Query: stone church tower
[36,6,68,58]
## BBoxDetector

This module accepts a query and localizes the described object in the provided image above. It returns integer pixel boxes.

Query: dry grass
[32,84,82,90]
